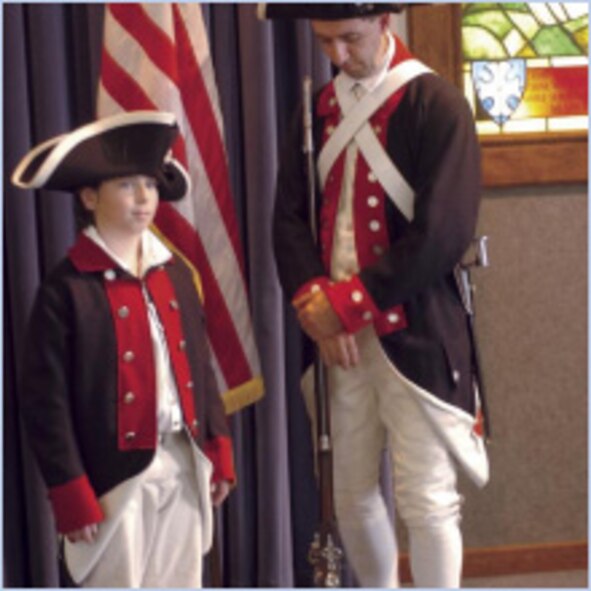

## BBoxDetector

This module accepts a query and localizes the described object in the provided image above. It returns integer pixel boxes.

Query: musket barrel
[302,76,318,242]
[301,75,343,587]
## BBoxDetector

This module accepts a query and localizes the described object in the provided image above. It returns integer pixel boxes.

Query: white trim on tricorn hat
[161,154,193,202]
[258,3,405,20]
[11,110,189,202]
[11,134,67,189]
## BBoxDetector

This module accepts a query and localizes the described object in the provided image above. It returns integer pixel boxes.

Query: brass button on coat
[388,313,400,324]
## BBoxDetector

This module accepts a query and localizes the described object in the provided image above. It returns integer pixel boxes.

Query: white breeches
[65,432,212,588]
[305,327,465,588]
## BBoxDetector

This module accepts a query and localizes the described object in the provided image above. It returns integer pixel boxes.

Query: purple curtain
[3,3,333,587]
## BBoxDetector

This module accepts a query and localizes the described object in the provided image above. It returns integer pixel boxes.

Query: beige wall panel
[460,187,588,548]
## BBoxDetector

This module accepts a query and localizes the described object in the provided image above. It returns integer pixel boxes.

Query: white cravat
[352,82,365,101]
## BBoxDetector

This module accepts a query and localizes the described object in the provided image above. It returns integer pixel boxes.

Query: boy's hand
[211,480,231,507]
[66,523,99,544]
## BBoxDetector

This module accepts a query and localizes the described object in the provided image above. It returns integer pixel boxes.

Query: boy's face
[80,175,159,237]
[312,15,389,79]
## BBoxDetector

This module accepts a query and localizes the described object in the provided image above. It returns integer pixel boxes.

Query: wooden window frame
[407,4,588,188]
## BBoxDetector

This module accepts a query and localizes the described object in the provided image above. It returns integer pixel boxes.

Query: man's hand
[294,290,343,341]
[318,333,360,369]
[66,524,99,544]
[211,480,231,507]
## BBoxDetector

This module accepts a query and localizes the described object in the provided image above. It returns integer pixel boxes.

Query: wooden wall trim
[481,133,588,187]
[407,4,462,87]
[399,541,588,583]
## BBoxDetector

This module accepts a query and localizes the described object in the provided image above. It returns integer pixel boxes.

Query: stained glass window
[462,3,588,134]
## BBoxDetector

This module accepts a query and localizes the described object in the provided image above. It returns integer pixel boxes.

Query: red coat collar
[68,232,174,273]
[69,233,119,272]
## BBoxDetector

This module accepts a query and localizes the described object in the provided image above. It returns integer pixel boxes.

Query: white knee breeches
[303,327,473,588]
[64,431,213,588]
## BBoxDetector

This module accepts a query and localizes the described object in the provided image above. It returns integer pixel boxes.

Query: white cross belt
[318,59,432,222]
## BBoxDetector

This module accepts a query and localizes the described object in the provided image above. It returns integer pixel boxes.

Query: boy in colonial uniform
[12,111,234,587]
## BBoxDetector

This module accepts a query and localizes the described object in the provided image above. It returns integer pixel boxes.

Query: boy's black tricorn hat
[11,111,189,202]
[258,3,405,20]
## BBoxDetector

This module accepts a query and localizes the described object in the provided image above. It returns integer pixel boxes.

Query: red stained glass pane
[515,66,588,119]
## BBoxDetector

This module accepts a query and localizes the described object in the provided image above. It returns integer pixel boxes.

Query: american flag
[98,3,263,413]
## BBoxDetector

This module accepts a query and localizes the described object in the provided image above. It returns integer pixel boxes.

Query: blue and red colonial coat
[20,233,235,534]
[273,37,483,424]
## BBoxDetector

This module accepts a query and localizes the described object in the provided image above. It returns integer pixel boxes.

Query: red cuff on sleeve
[373,304,408,336]
[205,435,236,484]
[292,277,331,309]
[48,475,104,534]
[325,276,381,334]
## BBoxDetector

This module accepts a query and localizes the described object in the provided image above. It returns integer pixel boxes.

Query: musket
[302,76,344,588]
[455,236,492,440]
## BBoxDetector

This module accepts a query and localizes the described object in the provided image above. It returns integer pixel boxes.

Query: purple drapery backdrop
[3,3,334,587]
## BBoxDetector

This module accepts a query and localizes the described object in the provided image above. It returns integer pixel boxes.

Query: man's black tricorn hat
[258,3,405,20]
[11,111,190,202]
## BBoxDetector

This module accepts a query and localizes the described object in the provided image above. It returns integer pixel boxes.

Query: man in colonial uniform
[12,111,235,587]
[268,4,489,587]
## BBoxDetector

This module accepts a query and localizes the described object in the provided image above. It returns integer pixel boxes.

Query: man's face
[312,16,388,79]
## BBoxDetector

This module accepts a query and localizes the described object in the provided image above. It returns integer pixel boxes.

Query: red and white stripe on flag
[98,3,263,414]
